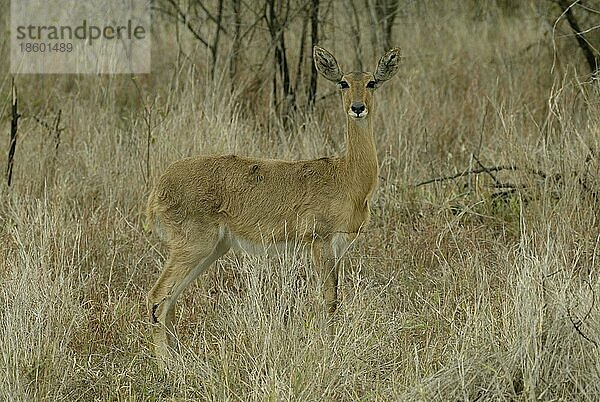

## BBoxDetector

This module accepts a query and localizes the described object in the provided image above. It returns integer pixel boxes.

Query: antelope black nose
[351,102,365,115]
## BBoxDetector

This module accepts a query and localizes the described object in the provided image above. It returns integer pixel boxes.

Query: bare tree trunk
[278,33,294,120]
[266,0,294,122]
[6,78,20,187]
[230,0,242,92]
[366,0,381,51]
[293,7,309,97]
[307,0,319,108]
[379,0,399,51]
[272,65,278,116]
[344,0,363,70]
[367,0,399,52]
[210,0,224,79]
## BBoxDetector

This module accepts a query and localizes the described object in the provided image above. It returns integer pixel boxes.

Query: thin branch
[193,0,228,35]
[160,0,210,48]
[567,280,598,347]
[472,154,501,187]
[130,74,153,189]
[53,113,61,149]
[33,110,64,188]
[556,0,599,75]
[415,165,548,187]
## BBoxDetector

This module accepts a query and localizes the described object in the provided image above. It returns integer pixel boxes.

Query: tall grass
[1,1,599,400]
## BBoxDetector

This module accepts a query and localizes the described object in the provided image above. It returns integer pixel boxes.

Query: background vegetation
[1,0,600,400]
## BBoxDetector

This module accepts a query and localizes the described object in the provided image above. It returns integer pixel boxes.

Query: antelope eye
[338,80,349,89]
[366,80,377,89]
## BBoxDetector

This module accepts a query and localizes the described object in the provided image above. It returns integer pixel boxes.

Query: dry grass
[2,1,600,400]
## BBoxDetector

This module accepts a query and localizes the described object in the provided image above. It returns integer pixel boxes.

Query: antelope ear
[313,46,343,83]
[373,47,401,84]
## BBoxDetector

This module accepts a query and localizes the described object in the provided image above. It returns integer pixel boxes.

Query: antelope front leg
[312,240,339,328]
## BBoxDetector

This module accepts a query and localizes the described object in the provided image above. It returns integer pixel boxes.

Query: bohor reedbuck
[146,45,401,362]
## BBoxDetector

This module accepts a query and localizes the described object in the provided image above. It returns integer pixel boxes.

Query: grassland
[1,1,600,400]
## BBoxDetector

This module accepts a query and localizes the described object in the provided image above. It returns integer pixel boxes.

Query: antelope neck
[340,114,378,196]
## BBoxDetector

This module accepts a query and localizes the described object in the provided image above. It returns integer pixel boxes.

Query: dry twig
[6,78,20,187]
[414,164,548,188]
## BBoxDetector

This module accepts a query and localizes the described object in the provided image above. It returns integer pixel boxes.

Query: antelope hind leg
[148,233,229,365]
